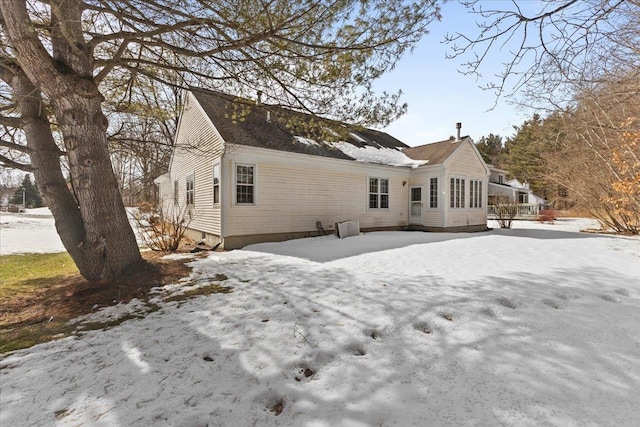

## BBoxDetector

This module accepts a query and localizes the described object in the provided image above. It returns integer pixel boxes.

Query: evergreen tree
[503,114,545,186]
[10,174,43,208]
[475,134,503,166]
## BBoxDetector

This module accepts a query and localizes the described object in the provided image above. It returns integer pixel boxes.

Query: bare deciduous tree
[448,0,640,105]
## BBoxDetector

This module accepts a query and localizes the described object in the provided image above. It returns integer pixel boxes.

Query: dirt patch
[0,251,196,352]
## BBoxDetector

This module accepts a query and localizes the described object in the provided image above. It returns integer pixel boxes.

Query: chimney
[455,122,462,141]
[256,90,262,106]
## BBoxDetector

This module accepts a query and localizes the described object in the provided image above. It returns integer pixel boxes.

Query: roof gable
[190,88,417,166]
[402,138,462,165]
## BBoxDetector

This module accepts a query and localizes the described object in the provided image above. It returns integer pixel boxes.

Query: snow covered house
[155,88,489,249]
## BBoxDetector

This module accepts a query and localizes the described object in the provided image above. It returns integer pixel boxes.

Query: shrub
[537,209,555,224]
[494,196,518,228]
[133,203,195,252]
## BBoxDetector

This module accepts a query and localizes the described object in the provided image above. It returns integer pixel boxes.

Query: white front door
[410,186,422,224]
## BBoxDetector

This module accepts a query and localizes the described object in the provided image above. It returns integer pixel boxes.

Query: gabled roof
[190,88,412,165]
[402,138,464,165]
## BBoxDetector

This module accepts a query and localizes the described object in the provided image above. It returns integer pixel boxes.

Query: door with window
[410,186,422,224]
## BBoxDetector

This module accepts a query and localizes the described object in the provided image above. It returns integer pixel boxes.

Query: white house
[155,88,489,249]
[488,167,547,205]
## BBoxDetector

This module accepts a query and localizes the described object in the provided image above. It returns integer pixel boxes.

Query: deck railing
[487,203,553,220]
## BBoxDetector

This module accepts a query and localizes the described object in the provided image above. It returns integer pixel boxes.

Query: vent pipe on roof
[455,122,462,141]
[256,90,262,106]
[266,110,271,122]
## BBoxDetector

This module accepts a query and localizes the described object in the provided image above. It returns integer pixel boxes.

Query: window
[450,177,465,209]
[212,163,220,205]
[369,177,389,209]
[498,175,505,184]
[518,192,527,204]
[429,177,438,209]
[470,179,483,208]
[186,174,194,205]
[173,180,179,205]
[236,164,255,204]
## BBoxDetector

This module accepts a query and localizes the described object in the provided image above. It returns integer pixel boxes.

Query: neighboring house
[487,167,546,204]
[487,166,550,219]
[155,88,489,249]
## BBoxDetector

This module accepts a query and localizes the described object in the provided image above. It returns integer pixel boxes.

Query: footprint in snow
[363,326,387,340]
[600,294,622,303]
[293,365,316,382]
[614,288,631,297]
[541,298,565,309]
[344,342,367,356]
[413,321,433,334]
[480,307,500,318]
[496,296,523,309]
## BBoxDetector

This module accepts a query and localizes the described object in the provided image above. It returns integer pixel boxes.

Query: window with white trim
[429,177,438,209]
[369,177,389,209]
[212,163,220,205]
[186,174,195,206]
[450,177,465,209]
[236,164,255,204]
[470,179,483,208]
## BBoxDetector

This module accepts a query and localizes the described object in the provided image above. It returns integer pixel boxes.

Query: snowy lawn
[1,219,640,426]
[0,208,65,255]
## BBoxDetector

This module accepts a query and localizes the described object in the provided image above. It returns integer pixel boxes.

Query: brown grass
[0,251,197,353]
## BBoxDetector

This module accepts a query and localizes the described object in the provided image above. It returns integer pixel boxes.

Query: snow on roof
[330,141,428,168]
[293,136,319,146]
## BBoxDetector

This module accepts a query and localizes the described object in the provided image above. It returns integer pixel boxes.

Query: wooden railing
[487,203,553,219]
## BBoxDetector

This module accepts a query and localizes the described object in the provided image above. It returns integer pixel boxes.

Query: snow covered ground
[1,218,640,426]
[0,208,145,255]
[0,208,65,255]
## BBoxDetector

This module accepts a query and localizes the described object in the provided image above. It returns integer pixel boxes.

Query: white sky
[379,2,536,146]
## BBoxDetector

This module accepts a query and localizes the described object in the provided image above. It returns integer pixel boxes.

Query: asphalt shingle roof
[190,88,409,162]
[403,138,463,165]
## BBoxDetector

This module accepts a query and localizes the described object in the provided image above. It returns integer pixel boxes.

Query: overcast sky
[379,2,537,147]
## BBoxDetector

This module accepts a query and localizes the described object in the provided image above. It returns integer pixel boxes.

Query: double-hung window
[450,177,465,209]
[186,174,195,206]
[236,164,255,204]
[470,179,483,208]
[369,177,389,209]
[429,177,438,209]
[212,163,220,205]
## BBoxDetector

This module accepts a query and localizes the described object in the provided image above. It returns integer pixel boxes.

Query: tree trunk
[2,0,143,281]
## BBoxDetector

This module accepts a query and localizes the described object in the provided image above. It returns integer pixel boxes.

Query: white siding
[222,145,411,237]
[444,142,488,228]
[168,93,225,235]
[408,166,445,227]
